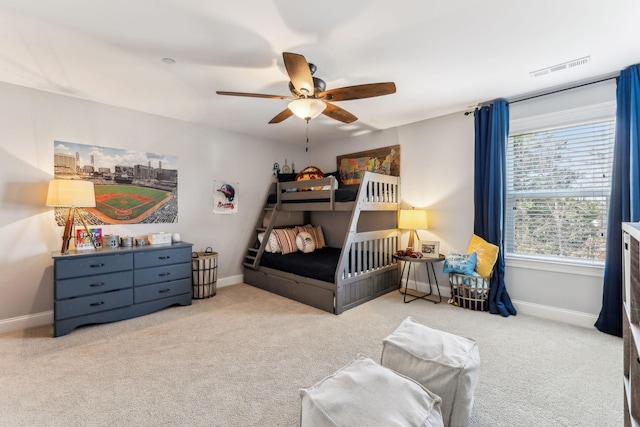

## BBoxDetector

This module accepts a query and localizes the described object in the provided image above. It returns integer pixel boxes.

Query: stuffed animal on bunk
[296,166,324,191]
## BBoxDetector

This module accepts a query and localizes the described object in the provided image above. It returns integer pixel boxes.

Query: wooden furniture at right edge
[622,222,640,426]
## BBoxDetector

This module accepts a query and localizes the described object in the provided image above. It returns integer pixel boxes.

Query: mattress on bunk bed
[267,185,359,204]
[259,247,341,283]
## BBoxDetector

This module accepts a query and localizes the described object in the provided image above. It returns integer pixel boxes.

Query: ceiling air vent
[529,56,590,78]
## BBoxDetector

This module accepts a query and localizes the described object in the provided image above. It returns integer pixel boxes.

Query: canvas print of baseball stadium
[53,141,178,225]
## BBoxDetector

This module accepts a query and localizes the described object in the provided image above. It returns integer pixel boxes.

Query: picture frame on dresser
[75,227,102,250]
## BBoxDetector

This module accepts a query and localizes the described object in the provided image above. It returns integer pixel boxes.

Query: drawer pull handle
[90,301,105,307]
[159,272,171,277]
[159,288,171,293]
[89,282,105,287]
[159,256,170,260]
[90,263,105,268]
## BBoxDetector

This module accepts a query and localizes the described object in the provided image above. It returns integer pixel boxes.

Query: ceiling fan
[216,52,396,124]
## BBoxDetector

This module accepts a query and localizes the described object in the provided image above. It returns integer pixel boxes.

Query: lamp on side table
[398,208,428,250]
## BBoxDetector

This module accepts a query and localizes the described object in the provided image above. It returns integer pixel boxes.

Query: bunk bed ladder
[243,203,279,270]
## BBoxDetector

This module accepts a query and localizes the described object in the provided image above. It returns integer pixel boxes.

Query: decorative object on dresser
[622,223,640,426]
[149,232,172,245]
[46,179,97,253]
[76,227,102,250]
[52,242,193,337]
[104,234,119,248]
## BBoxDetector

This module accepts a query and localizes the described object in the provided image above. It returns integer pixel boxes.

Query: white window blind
[506,88,616,264]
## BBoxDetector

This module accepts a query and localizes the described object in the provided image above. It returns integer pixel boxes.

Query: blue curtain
[474,99,517,317]
[595,64,640,337]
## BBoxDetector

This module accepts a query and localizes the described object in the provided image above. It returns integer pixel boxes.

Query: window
[506,82,616,264]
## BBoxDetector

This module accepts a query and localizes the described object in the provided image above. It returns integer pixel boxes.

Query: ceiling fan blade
[319,82,396,102]
[269,108,294,124]
[283,52,315,96]
[323,103,357,123]
[216,91,291,100]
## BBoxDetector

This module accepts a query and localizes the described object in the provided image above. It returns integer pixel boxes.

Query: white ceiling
[0,0,639,145]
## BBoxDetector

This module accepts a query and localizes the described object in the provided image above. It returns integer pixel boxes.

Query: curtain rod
[508,72,619,104]
[465,71,620,115]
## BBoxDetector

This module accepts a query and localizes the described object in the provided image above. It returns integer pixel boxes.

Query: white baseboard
[404,279,452,299]
[0,310,53,335]
[218,274,243,288]
[407,279,598,329]
[1,278,598,335]
[511,300,598,329]
[0,275,246,336]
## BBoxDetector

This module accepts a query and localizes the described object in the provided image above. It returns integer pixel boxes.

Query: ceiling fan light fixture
[288,98,326,122]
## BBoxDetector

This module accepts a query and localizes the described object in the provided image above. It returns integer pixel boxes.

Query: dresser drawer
[55,253,134,279]
[134,262,191,286]
[55,289,133,320]
[134,246,192,269]
[134,278,192,303]
[56,270,133,299]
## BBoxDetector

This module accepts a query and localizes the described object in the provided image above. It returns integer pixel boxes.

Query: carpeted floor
[0,283,622,426]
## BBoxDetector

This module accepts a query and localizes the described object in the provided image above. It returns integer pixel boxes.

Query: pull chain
[306,121,309,152]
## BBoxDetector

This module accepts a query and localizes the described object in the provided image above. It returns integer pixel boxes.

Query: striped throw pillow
[272,228,299,255]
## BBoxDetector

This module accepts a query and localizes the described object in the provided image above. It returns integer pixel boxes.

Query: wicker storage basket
[448,272,491,311]
[192,248,218,299]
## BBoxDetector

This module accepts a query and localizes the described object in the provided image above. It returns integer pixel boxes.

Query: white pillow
[268,232,281,253]
[257,232,273,253]
[296,232,316,253]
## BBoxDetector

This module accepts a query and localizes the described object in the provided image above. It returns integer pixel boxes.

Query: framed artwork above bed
[336,144,400,185]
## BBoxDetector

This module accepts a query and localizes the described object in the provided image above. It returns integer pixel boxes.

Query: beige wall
[309,111,604,328]
[0,80,605,333]
[0,81,301,332]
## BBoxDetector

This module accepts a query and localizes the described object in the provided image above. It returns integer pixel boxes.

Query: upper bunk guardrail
[276,176,336,208]
[357,171,400,209]
[276,172,399,211]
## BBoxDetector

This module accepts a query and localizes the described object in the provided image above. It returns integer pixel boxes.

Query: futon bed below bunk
[259,248,341,283]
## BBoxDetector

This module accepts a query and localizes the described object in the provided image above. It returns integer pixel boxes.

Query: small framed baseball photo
[419,240,440,258]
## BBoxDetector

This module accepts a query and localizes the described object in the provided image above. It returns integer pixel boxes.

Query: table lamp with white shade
[398,208,428,250]
[46,179,97,253]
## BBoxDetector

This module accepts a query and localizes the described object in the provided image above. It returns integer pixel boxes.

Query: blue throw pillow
[443,252,477,275]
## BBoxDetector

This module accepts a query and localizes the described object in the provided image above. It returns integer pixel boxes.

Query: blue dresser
[52,242,193,337]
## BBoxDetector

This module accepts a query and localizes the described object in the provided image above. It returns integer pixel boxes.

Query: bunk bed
[243,171,400,314]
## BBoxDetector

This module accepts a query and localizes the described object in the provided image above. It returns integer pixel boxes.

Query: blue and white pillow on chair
[443,252,477,275]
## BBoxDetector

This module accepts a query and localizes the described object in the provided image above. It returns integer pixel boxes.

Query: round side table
[393,254,445,303]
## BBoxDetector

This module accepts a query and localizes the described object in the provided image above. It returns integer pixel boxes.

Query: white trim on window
[505,254,604,278]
